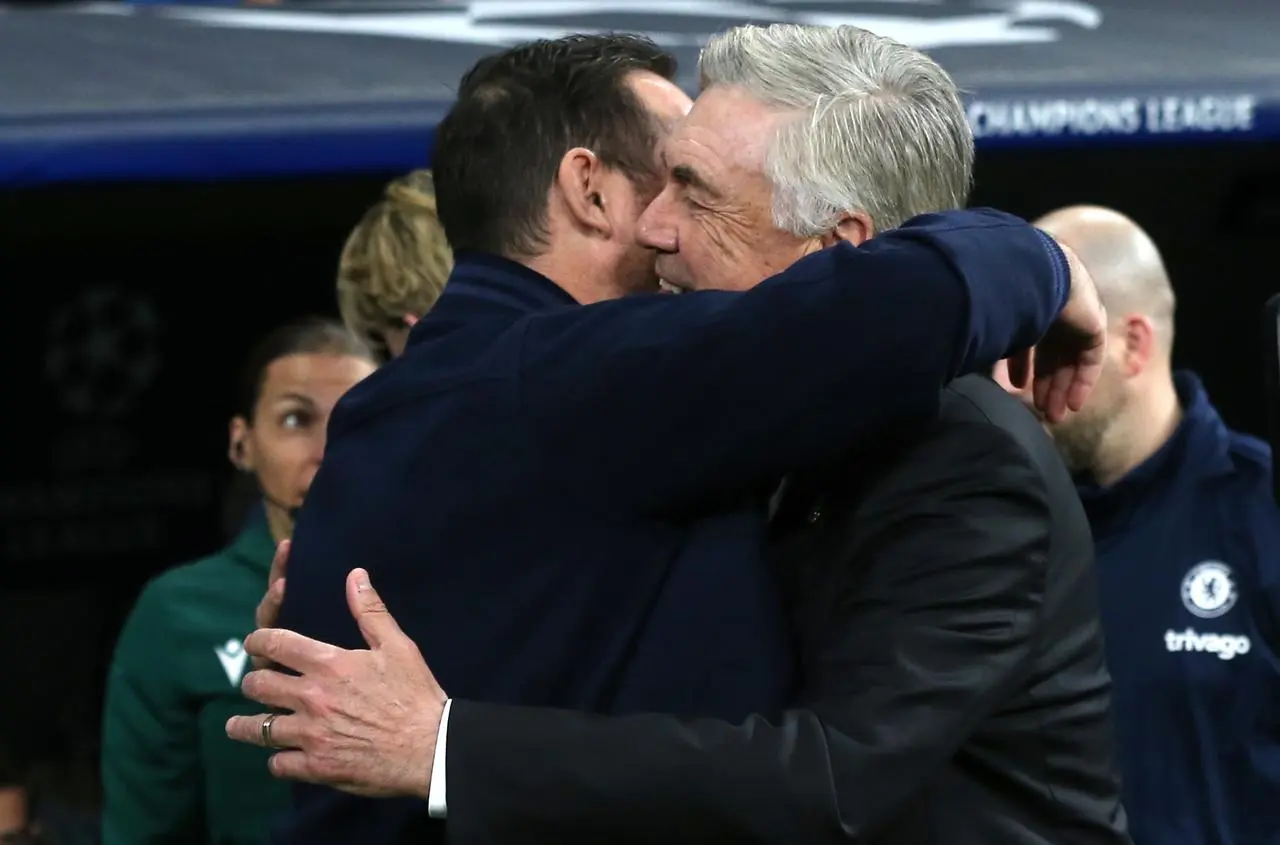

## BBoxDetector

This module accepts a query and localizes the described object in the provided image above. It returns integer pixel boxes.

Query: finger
[346,568,407,651]
[240,667,309,711]
[244,628,343,674]
[255,576,286,633]
[1066,346,1105,412]
[1041,362,1072,424]
[269,539,290,588]
[268,749,328,785]
[226,713,268,746]
[226,712,304,749]
[1005,350,1030,389]
[1033,369,1052,418]
[1066,327,1107,413]
[1068,369,1098,411]
[1034,374,1063,423]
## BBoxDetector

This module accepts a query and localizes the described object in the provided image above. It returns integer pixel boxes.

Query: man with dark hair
[267,32,1103,844]
[433,33,677,267]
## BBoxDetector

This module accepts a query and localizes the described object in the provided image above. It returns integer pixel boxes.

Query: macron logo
[1165,628,1251,661]
[215,639,249,686]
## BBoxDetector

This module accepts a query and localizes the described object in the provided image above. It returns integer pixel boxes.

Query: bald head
[1035,205,1175,348]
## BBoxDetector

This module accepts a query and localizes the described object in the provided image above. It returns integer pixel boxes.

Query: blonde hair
[336,169,453,341]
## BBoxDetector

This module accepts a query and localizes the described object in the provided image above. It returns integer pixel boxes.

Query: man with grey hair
[228,24,1128,845]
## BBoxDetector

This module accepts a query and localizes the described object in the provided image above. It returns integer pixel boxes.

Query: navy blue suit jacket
[274,209,1069,843]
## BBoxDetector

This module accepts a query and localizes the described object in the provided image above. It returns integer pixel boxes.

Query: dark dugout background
[0,139,1275,772]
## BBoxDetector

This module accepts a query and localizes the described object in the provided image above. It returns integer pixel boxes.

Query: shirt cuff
[427,699,452,819]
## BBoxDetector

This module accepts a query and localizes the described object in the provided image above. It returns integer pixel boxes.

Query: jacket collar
[423,251,579,325]
[227,502,277,574]
[1076,371,1234,535]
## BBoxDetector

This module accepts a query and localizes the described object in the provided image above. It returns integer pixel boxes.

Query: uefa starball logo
[140,0,1104,52]
[45,287,162,418]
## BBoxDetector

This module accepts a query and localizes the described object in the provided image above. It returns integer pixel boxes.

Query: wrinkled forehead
[665,85,787,177]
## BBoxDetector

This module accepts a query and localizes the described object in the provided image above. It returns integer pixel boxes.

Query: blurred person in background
[217,171,450,538]
[100,318,377,845]
[996,204,1280,845]
[0,735,88,845]
[335,169,453,359]
[0,738,40,845]
[136,44,451,579]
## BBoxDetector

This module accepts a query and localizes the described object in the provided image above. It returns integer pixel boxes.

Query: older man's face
[637,85,819,292]
[605,71,695,296]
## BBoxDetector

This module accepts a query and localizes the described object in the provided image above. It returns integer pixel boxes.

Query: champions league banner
[0,0,1278,184]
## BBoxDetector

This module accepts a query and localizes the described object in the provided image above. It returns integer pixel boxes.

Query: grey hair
[698,24,974,236]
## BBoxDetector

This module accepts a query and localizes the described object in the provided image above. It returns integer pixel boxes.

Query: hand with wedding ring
[226,568,447,799]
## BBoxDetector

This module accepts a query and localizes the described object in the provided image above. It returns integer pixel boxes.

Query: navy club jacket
[1080,371,1280,845]
[274,209,1069,844]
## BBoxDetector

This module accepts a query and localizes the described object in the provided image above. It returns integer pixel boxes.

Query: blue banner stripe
[1,89,1277,186]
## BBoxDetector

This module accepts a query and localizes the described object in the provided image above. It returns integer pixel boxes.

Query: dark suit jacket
[276,210,1070,843]
[442,375,1131,845]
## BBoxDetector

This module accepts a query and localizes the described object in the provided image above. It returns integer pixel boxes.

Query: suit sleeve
[101,582,204,845]
[517,209,1068,514]
[442,422,1051,844]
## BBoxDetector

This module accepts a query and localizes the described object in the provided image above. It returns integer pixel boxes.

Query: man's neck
[524,251,621,305]
[1095,372,1182,487]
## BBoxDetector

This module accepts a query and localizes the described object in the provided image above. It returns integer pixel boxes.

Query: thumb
[345,568,406,650]
[268,539,290,587]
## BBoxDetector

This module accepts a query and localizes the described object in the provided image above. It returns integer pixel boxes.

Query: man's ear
[554,147,611,237]
[818,210,874,248]
[1118,314,1157,377]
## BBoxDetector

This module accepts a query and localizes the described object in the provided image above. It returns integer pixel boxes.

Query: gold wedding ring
[261,713,279,749]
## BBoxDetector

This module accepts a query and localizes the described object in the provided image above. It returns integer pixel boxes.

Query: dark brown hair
[236,317,376,421]
[433,34,677,258]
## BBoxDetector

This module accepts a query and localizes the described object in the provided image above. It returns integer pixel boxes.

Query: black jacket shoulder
[940,375,1097,603]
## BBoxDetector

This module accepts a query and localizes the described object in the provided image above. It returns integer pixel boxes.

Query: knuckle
[313,756,339,780]
[268,753,288,777]
[253,629,277,656]
[301,682,334,718]
[300,722,326,749]
[298,680,323,707]
[313,648,338,672]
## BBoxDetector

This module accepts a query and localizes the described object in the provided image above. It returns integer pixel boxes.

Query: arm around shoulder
[516,209,1068,515]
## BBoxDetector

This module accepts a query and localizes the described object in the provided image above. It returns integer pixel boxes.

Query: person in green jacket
[101,317,378,845]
